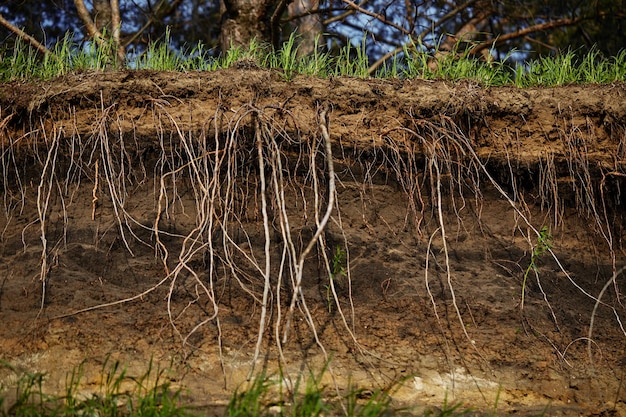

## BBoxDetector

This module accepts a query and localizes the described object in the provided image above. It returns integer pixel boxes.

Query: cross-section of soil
[1,70,626,415]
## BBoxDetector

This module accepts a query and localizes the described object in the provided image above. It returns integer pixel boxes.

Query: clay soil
[1,70,626,416]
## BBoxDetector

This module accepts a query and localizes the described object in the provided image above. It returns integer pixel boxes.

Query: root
[35,123,60,317]
[588,266,626,363]
[282,104,335,345]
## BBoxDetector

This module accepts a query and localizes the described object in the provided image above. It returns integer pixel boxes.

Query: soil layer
[1,70,626,415]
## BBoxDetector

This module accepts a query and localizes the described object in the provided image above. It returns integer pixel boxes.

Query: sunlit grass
[0,360,492,417]
[1,32,625,86]
[0,359,191,417]
[518,47,626,87]
[226,367,477,417]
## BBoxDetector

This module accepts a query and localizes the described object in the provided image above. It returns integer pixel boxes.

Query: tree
[220,0,291,51]
[287,0,323,55]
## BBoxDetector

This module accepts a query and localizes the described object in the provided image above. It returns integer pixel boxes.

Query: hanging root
[35,123,60,316]
[588,266,626,363]
[380,111,626,366]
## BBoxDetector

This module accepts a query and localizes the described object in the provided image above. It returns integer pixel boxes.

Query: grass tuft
[226,368,400,417]
[0,359,191,417]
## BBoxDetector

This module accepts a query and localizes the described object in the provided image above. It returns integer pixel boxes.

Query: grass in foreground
[225,368,479,417]
[0,360,505,416]
[1,31,625,87]
[0,359,191,417]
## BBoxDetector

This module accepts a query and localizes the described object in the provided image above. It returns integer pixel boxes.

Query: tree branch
[271,0,292,49]
[0,13,49,55]
[416,0,479,41]
[123,0,183,48]
[74,0,105,42]
[340,0,410,36]
[469,17,583,56]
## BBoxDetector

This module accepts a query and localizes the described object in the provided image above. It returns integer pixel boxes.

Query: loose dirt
[1,69,626,415]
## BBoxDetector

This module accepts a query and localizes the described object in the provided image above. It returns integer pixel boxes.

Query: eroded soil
[1,70,626,415]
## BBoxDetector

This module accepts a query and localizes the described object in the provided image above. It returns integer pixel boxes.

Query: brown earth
[1,69,626,415]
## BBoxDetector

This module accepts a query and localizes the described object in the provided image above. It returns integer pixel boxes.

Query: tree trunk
[92,0,113,33]
[220,0,290,52]
[288,0,322,56]
[74,0,125,66]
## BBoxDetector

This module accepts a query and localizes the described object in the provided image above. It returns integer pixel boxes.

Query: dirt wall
[1,70,626,415]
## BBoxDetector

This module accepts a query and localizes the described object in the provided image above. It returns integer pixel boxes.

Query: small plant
[325,245,347,312]
[331,245,347,278]
[136,28,183,71]
[520,226,553,309]
[301,34,331,77]
[334,35,369,78]
[274,33,300,81]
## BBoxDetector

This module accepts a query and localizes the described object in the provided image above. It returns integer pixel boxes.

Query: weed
[227,372,273,417]
[325,245,347,312]
[301,34,331,77]
[521,226,553,309]
[136,28,182,71]
[274,33,299,81]
[333,35,369,78]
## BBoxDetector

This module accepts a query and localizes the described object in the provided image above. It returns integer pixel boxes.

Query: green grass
[2,32,626,85]
[226,368,474,417]
[0,359,191,417]
[0,359,550,416]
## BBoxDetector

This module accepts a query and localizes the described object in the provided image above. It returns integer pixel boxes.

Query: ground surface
[1,70,626,415]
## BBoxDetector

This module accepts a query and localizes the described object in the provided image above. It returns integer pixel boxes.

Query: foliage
[325,245,348,312]
[227,368,399,417]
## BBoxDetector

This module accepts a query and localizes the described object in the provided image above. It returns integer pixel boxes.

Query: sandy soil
[1,69,626,415]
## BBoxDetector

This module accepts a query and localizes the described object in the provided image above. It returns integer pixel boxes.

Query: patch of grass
[268,33,300,81]
[135,28,183,71]
[300,35,332,77]
[227,367,404,417]
[0,359,481,416]
[402,38,514,86]
[0,359,191,417]
[333,35,370,78]
[517,47,626,86]
[225,367,486,417]
[2,31,625,85]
